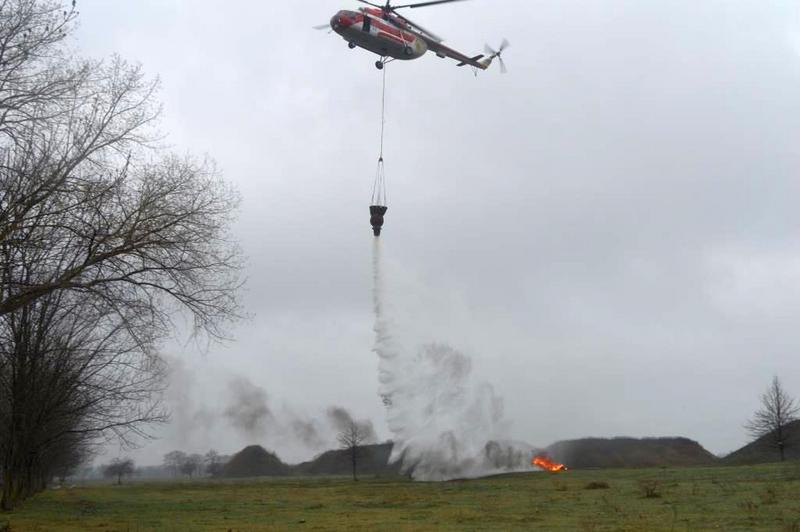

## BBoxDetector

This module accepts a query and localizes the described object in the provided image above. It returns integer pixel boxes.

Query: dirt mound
[545,437,717,468]
[723,420,800,464]
[223,445,290,478]
[294,443,404,477]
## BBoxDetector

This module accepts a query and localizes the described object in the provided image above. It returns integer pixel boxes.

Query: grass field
[4,462,800,531]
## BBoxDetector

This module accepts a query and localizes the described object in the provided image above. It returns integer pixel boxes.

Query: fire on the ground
[532,454,568,472]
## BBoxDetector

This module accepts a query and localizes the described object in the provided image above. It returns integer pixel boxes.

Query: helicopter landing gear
[348,42,356,49]
[375,60,384,70]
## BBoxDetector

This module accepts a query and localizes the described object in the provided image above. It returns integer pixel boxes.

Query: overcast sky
[75,0,800,464]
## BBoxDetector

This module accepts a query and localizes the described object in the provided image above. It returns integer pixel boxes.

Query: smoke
[326,406,377,444]
[224,376,275,435]
[326,406,355,431]
[372,238,533,480]
[163,356,219,449]
[219,376,344,454]
[161,359,374,462]
[290,419,326,449]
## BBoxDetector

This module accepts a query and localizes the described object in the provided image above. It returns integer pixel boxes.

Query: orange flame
[532,454,567,472]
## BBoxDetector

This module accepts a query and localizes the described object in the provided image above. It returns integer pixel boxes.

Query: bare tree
[204,449,223,477]
[163,451,187,478]
[745,376,800,462]
[179,454,203,479]
[0,0,243,510]
[338,421,372,481]
[0,116,243,337]
[102,457,134,485]
[0,285,166,508]
[0,0,85,143]
[49,435,94,485]
[0,5,243,337]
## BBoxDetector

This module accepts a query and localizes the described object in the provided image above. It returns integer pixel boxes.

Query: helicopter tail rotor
[483,38,509,73]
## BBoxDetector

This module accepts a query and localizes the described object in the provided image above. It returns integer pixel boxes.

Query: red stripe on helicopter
[378,31,406,45]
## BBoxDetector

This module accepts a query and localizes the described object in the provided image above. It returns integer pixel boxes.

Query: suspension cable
[372,64,388,206]
[379,63,387,161]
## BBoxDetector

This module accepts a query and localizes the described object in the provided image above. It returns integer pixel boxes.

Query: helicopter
[317,0,508,71]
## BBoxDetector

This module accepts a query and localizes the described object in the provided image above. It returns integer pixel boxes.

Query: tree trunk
[1,475,13,511]
[2,439,29,510]
[1,463,26,511]
[351,447,357,482]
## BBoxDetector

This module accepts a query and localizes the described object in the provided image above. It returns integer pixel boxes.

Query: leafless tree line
[163,449,225,478]
[0,0,242,510]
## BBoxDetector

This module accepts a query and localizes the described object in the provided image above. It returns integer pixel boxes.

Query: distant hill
[222,445,290,478]
[723,420,800,465]
[221,435,722,478]
[545,437,717,469]
[294,443,404,477]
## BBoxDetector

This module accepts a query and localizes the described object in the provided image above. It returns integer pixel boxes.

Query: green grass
[4,462,800,531]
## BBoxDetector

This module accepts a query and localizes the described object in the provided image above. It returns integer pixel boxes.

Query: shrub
[638,480,661,498]
[759,485,779,505]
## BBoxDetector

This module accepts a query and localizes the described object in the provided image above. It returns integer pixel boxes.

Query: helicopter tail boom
[457,54,485,67]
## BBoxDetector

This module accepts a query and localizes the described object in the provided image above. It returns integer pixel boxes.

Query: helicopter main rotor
[357,0,469,10]
[356,0,467,42]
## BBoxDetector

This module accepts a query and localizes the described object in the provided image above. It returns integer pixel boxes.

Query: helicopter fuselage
[331,9,428,61]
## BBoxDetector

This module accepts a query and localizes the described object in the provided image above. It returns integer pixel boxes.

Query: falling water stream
[371,238,534,480]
